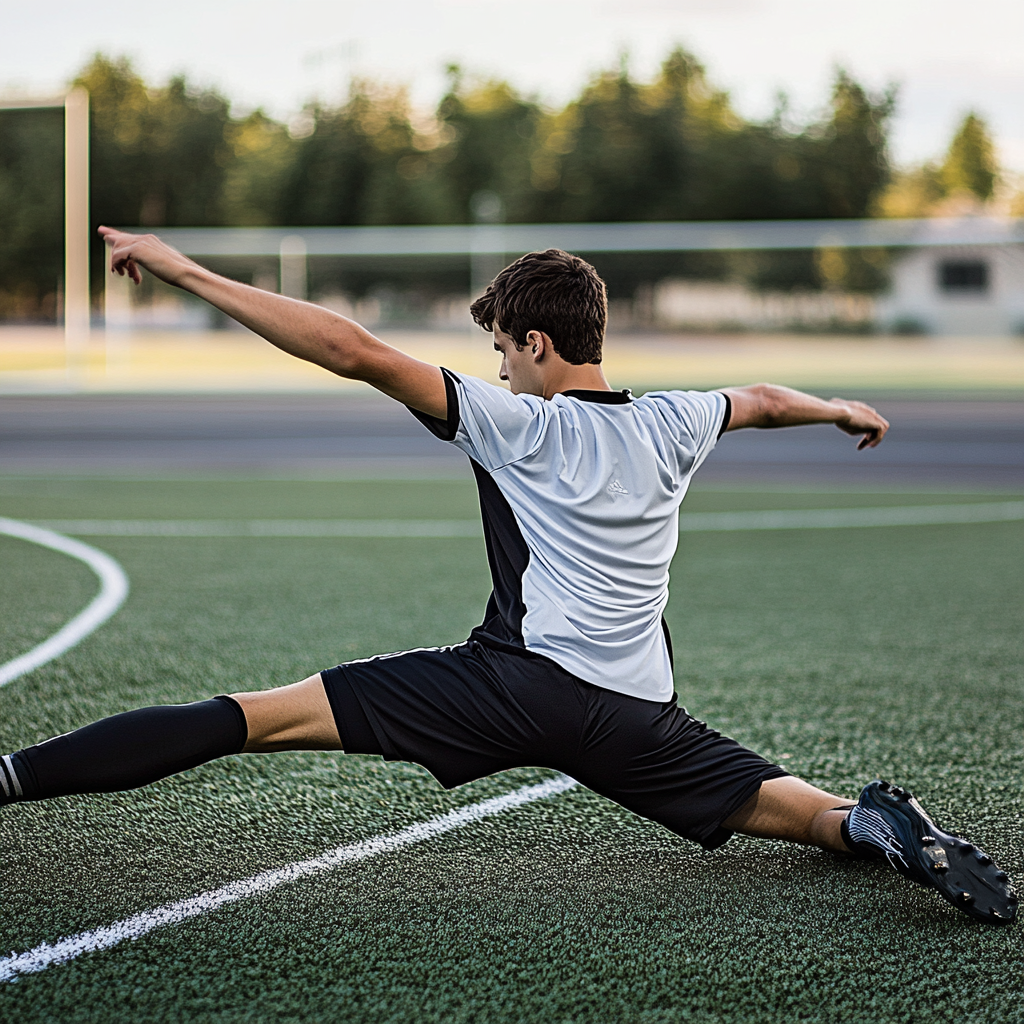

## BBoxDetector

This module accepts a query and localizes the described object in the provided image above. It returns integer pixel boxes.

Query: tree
[74,54,237,293]
[279,82,458,227]
[942,112,997,200]
[875,111,999,218]
[525,50,709,223]
[873,163,945,218]
[0,50,903,316]
[222,110,296,226]
[808,72,896,218]
[434,67,540,223]
[0,105,64,318]
[77,55,235,228]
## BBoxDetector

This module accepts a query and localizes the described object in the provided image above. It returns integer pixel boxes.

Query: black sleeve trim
[407,367,461,441]
[660,616,675,671]
[716,392,732,439]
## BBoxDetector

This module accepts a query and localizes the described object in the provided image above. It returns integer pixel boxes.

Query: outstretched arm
[721,383,889,450]
[98,227,447,419]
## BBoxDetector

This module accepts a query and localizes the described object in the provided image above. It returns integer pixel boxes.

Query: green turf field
[1,477,1022,1023]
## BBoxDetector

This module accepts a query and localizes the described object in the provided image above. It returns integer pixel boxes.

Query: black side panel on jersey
[404,366,529,651]
[469,459,530,651]
[661,617,674,670]
[406,366,461,440]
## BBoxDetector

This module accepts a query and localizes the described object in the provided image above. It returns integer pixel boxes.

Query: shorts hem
[320,666,389,758]
[696,765,791,851]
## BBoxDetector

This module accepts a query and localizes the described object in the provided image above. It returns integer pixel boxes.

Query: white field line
[676,501,1024,532]
[2,498,1022,979]
[29,502,1024,538]
[0,519,129,687]
[0,775,577,983]
[31,519,482,538]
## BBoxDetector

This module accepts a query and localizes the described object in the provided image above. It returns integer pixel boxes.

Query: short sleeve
[638,389,728,473]
[407,367,462,441]
[407,370,548,472]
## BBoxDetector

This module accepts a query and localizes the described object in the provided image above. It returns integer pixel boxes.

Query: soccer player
[0,230,1014,926]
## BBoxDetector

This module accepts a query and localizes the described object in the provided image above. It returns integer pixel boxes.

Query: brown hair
[469,249,607,365]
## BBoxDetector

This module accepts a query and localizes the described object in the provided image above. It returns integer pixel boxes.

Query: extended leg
[722,775,1017,925]
[0,674,340,806]
[722,775,855,852]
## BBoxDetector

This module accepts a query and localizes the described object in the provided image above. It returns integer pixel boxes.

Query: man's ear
[526,330,549,360]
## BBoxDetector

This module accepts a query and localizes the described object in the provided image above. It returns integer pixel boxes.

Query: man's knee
[231,674,342,752]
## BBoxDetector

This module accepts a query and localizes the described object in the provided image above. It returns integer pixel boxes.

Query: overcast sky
[3,0,1023,172]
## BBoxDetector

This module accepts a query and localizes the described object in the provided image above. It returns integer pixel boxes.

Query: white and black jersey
[410,369,729,702]
[323,372,780,849]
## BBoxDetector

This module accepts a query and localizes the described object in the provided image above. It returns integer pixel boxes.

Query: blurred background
[0,0,1021,483]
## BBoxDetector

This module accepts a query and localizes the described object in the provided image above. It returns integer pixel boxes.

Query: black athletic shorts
[321,641,787,850]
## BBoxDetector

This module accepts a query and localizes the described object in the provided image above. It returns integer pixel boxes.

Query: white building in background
[652,281,874,333]
[877,244,1024,336]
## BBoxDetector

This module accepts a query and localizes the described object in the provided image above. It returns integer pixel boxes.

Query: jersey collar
[560,389,633,404]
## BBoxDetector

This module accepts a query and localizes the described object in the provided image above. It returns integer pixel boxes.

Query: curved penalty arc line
[0,518,130,688]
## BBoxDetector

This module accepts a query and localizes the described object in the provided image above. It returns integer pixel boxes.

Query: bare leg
[231,674,342,753]
[722,776,855,853]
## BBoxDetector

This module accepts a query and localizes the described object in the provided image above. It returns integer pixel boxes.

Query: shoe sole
[857,781,1017,926]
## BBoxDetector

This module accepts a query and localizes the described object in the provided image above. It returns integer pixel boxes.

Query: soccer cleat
[845,780,1017,926]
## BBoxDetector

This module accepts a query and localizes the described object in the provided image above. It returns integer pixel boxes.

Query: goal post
[64,87,90,378]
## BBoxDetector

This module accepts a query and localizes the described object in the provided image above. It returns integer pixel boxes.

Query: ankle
[0,752,35,804]
[811,808,855,853]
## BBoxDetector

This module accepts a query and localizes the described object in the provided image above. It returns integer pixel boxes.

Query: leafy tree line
[877,112,1002,218]
[1,50,899,318]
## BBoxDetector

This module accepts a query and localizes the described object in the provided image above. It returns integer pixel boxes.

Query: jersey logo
[607,479,629,496]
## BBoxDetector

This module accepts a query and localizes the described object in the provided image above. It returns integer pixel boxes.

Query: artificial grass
[0,536,97,665]
[0,478,1022,1023]
[0,475,1017,523]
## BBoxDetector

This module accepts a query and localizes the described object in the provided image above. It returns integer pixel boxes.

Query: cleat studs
[932,862,949,873]
[976,851,992,865]
[961,842,974,853]
[958,892,975,905]
[878,781,891,791]
[920,836,936,845]
[991,909,1007,920]
[995,871,1009,882]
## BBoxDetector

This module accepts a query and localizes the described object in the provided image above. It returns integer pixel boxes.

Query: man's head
[470,249,607,366]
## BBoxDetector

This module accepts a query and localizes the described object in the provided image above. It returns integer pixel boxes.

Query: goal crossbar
[142,217,1024,259]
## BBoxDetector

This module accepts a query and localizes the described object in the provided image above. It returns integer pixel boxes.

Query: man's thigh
[569,691,788,851]
[320,643,540,788]
[231,674,342,752]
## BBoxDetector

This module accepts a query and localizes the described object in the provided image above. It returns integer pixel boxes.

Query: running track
[0,394,1021,488]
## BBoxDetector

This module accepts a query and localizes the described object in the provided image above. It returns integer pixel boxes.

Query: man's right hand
[722,383,889,450]
[830,398,890,450]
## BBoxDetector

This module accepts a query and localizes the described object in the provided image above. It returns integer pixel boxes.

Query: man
[0,230,1015,926]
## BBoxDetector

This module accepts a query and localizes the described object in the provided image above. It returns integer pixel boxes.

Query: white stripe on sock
[2,756,23,798]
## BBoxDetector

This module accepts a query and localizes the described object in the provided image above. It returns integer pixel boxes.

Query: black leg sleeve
[3,696,248,803]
